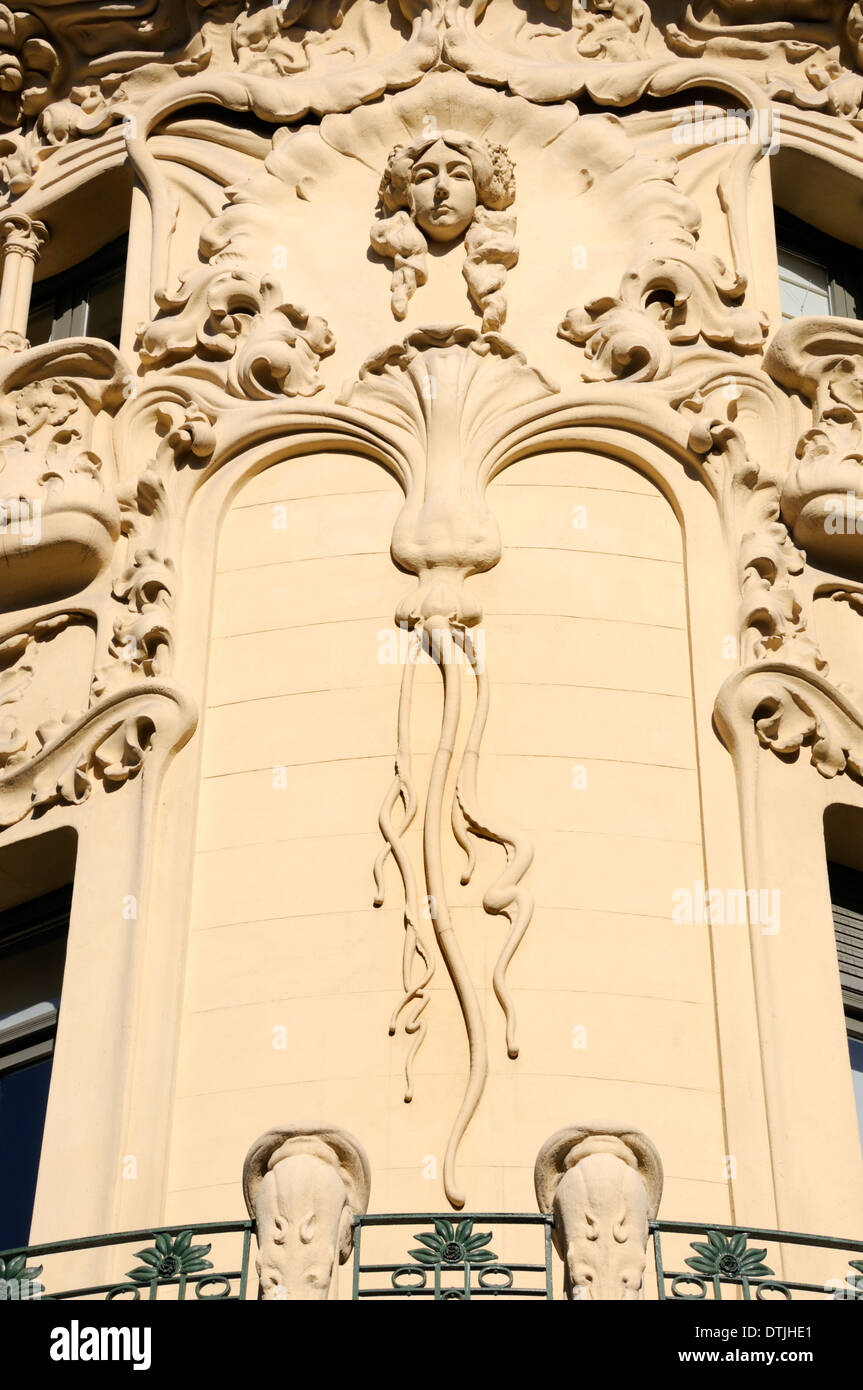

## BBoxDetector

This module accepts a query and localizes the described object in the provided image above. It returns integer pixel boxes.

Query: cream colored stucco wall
[3,0,863,1296]
[164,443,729,1228]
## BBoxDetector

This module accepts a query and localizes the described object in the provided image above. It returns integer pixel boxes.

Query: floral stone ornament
[685,1230,773,1281]
[126,1229,213,1285]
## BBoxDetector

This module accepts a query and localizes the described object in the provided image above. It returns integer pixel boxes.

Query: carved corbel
[242,1126,371,1301]
[534,1124,663,1300]
[715,660,863,783]
[0,339,131,607]
[766,316,863,572]
[0,678,195,827]
[0,213,48,346]
[674,371,826,672]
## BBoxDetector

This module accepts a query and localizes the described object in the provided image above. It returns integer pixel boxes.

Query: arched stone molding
[6,0,863,1255]
[715,663,863,1263]
[57,357,781,1231]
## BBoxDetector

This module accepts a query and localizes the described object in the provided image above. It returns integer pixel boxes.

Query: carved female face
[409,139,478,242]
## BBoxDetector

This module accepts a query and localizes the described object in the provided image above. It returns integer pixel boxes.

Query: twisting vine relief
[342,326,555,1208]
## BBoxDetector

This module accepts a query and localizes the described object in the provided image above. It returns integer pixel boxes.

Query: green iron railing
[651,1221,863,1301]
[1,1215,861,1301]
[0,1220,254,1301]
[351,1213,554,1299]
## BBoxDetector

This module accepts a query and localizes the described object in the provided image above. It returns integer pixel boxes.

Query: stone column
[0,213,48,351]
[242,1126,371,1301]
[534,1124,663,1300]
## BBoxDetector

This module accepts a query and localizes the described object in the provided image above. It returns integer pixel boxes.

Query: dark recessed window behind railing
[27,234,128,349]
[0,885,72,1250]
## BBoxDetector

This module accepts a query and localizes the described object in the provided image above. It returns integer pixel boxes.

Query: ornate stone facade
[1,0,862,1297]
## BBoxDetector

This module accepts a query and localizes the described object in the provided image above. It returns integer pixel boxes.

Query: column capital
[0,213,48,260]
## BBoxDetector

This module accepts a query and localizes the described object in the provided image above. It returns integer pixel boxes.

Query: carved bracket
[716,661,863,783]
[0,679,195,827]
[766,315,863,574]
[242,1125,371,1301]
[534,1124,663,1300]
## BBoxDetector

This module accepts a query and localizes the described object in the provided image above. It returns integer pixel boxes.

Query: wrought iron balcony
[1,1217,861,1301]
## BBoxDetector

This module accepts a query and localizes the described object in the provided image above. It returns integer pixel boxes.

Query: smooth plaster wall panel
[166,447,728,1225]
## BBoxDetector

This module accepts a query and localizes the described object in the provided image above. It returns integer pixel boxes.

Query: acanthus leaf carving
[677,372,828,673]
[716,662,863,785]
[93,461,175,700]
[766,316,863,573]
[559,184,768,382]
[138,266,334,399]
[0,679,195,827]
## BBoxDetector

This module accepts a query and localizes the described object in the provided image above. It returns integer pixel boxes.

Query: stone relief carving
[138,267,335,400]
[340,326,556,1208]
[91,469,175,701]
[674,370,826,673]
[243,1126,371,1300]
[371,131,517,330]
[0,0,442,198]
[4,0,863,1231]
[0,331,201,824]
[766,315,863,572]
[2,0,863,217]
[0,611,86,769]
[556,110,767,380]
[534,1124,663,1300]
[707,314,863,788]
[666,0,863,117]
[0,339,125,606]
[0,676,193,826]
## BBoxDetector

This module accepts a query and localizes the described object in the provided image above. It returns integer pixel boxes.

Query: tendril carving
[340,326,554,1207]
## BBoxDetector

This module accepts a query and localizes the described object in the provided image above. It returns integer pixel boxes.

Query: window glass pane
[0,932,65,1018]
[23,237,127,347]
[0,886,70,1252]
[0,1056,53,1250]
[85,267,124,347]
[778,246,831,320]
[26,300,54,348]
[850,1036,863,1158]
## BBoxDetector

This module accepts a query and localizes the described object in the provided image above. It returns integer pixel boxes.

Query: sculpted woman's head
[378,132,516,240]
[371,130,518,326]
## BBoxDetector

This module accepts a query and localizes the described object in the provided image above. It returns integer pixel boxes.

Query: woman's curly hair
[370,132,518,330]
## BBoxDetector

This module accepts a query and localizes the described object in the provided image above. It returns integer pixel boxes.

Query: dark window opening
[27,234,128,349]
[775,208,863,321]
[827,859,863,1158]
[0,885,71,1250]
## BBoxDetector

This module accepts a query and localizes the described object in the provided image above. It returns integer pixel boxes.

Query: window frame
[775,207,863,320]
[0,884,71,1073]
[27,234,128,346]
